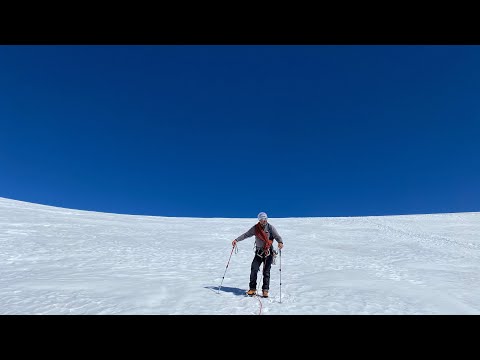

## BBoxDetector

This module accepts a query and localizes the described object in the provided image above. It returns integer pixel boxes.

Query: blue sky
[1,45,479,218]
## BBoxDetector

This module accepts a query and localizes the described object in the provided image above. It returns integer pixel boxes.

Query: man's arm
[270,225,284,249]
[232,226,256,246]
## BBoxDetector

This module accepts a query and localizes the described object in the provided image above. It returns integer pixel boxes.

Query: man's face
[259,218,268,225]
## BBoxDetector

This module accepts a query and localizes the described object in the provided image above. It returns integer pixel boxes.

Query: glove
[232,239,238,247]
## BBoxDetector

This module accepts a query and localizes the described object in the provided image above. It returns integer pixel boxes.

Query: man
[232,212,284,298]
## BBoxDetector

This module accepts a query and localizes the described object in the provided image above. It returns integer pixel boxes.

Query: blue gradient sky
[1,45,479,218]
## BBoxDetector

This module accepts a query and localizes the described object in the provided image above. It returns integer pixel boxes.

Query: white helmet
[257,212,268,220]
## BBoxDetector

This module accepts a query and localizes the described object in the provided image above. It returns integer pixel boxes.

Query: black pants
[249,247,274,291]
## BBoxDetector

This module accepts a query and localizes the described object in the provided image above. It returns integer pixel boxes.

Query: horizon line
[1,196,478,220]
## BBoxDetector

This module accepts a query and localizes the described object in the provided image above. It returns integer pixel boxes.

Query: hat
[257,212,268,220]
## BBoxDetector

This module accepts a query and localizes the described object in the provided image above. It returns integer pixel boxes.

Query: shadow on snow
[205,285,246,296]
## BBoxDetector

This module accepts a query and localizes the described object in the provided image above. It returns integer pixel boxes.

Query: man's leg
[262,254,274,290]
[249,254,263,290]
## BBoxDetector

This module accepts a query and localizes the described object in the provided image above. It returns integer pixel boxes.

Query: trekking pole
[217,244,237,294]
[279,249,282,303]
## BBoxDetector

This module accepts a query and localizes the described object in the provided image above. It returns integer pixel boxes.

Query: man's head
[257,212,268,223]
